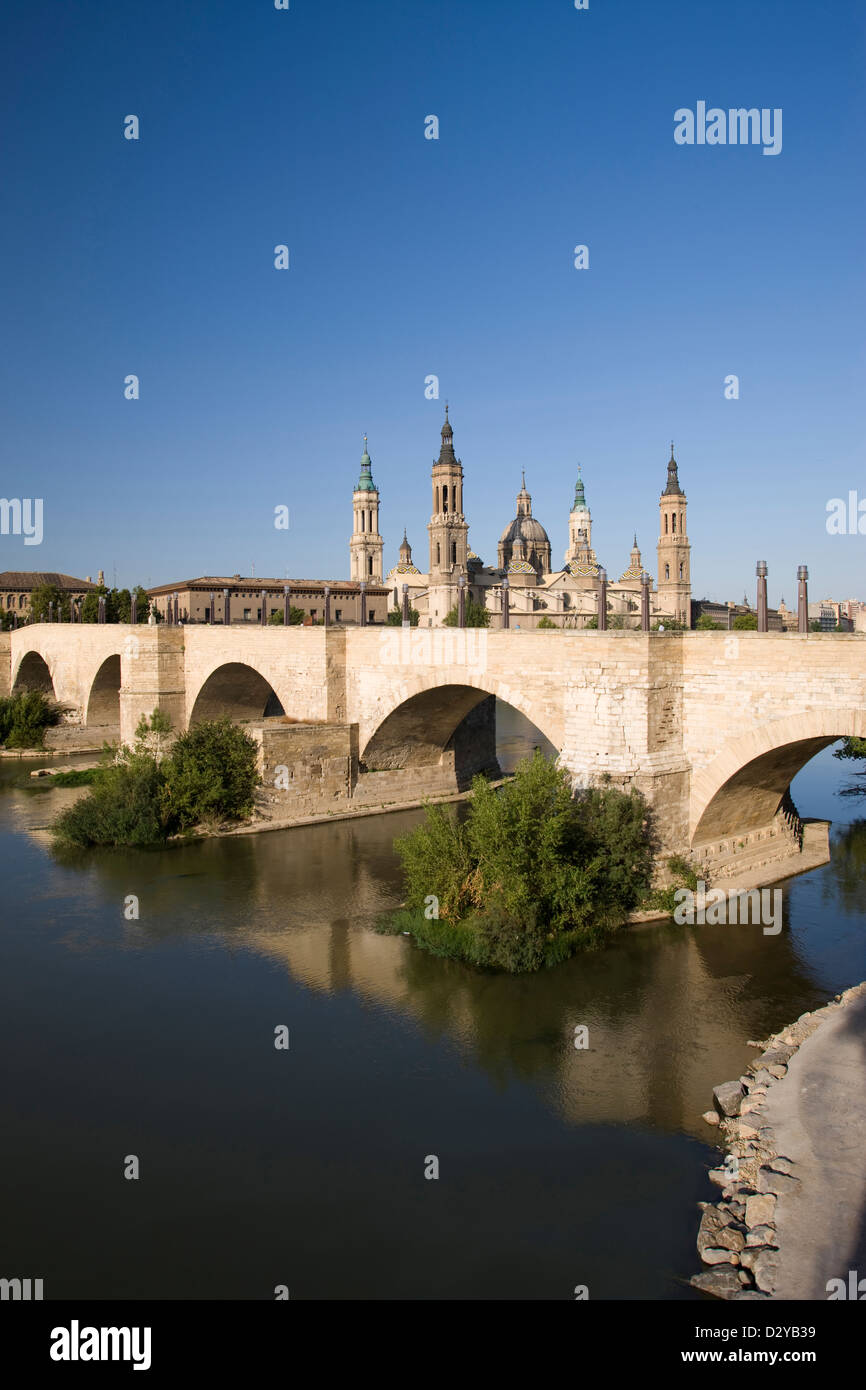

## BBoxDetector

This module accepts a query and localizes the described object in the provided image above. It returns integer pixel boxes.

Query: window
[664,565,670,580]
[335,609,342,621]
[360,511,365,531]
[671,513,676,533]
[368,555,373,575]
[436,543,441,565]
[368,611,375,622]
[451,542,457,564]
[443,485,449,514]
[310,610,317,619]
[369,510,373,533]
[679,563,684,579]
[664,514,668,534]
[244,608,252,621]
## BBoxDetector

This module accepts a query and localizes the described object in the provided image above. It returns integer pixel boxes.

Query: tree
[537,615,557,629]
[161,718,260,828]
[652,617,686,631]
[268,607,306,625]
[29,584,70,623]
[834,737,866,795]
[443,599,490,627]
[388,752,655,972]
[733,612,758,630]
[696,612,724,630]
[386,605,420,626]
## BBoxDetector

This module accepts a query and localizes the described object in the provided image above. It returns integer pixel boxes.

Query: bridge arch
[689,709,866,845]
[12,650,56,699]
[189,662,286,726]
[360,677,561,774]
[85,655,121,729]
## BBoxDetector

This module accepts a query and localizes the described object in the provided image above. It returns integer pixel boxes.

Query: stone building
[348,437,384,583]
[0,570,98,622]
[146,577,390,625]
[383,411,693,629]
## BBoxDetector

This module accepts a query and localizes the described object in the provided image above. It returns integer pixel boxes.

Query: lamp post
[501,576,510,629]
[260,589,268,626]
[173,593,179,626]
[98,595,106,624]
[402,583,410,629]
[597,568,608,631]
[359,581,367,627]
[756,561,768,632]
[283,585,291,626]
[324,586,331,627]
[797,565,809,633]
[640,570,650,632]
[223,588,231,626]
[458,574,466,629]
[130,592,138,625]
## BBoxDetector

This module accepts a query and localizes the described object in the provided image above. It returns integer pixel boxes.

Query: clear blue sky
[2,0,863,604]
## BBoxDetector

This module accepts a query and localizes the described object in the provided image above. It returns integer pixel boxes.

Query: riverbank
[691,980,866,1300]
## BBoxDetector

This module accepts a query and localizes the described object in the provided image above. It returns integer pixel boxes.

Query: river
[1,705,864,1299]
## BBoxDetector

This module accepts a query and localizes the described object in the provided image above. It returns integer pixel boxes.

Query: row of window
[435,484,462,515]
[663,563,686,580]
[663,512,685,534]
[434,542,459,566]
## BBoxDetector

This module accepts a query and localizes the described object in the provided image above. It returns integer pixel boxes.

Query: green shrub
[0,691,62,748]
[52,755,167,848]
[443,599,490,627]
[380,752,656,972]
[161,717,260,829]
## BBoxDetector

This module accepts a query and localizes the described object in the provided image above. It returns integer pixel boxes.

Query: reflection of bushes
[834,737,866,796]
[823,819,866,915]
[0,691,62,748]
[376,752,656,972]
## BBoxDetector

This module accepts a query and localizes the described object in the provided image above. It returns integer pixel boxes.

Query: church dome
[506,558,536,574]
[499,513,550,547]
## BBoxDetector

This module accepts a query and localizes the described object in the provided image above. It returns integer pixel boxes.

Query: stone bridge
[2,625,864,872]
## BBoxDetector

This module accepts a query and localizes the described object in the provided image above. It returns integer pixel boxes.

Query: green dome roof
[356,437,376,492]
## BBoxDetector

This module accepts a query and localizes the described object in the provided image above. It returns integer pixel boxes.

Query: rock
[746,1225,778,1248]
[701,1246,738,1266]
[751,1069,774,1087]
[758,1046,796,1065]
[702,1110,720,1127]
[768,1155,794,1173]
[745,1194,776,1228]
[724,1199,746,1219]
[707,1167,730,1188]
[757,1167,800,1196]
[698,1210,746,1254]
[767,1064,787,1079]
[732,1289,771,1300]
[713,1080,745,1117]
[736,1122,760,1141]
[752,1248,780,1292]
[691,1268,742,1299]
[737,1270,751,1284]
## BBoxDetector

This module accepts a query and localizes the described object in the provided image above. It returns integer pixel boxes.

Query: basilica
[349,409,692,629]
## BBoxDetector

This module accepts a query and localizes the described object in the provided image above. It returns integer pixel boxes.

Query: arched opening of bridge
[12,651,56,699]
[189,662,286,726]
[360,685,559,793]
[85,655,121,731]
[692,735,846,847]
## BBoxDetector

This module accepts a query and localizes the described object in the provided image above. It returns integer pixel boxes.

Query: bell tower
[349,437,384,583]
[656,443,691,626]
[427,406,469,581]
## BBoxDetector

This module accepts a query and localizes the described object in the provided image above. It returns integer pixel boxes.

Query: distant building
[380,411,693,628]
[146,576,390,625]
[0,570,99,621]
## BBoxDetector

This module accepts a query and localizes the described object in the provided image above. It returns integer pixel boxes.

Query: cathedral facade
[350,410,692,629]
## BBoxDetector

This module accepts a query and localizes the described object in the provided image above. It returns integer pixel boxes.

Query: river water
[1,706,864,1300]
